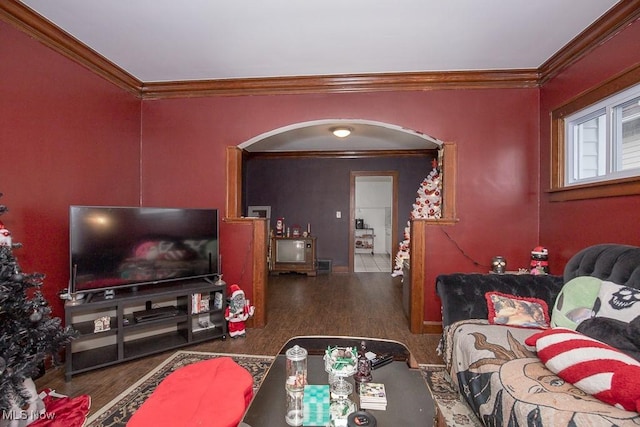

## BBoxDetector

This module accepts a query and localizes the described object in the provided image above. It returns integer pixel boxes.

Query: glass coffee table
[241,336,435,426]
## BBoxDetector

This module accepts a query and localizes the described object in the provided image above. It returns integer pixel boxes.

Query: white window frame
[564,82,640,186]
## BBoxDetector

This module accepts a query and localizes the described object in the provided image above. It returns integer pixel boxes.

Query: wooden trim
[419,218,458,226]
[422,321,443,335]
[2,0,636,98]
[404,142,457,334]
[440,142,457,221]
[538,0,640,85]
[139,69,539,99]
[549,63,640,199]
[549,115,566,190]
[547,178,640,202]
[349,177,355,272]
[552,63,640,120]
[409,220,426,334]
[251,218,268,328]
[0,0,142,97]
[246,149,437,160]
[225,146,243,218]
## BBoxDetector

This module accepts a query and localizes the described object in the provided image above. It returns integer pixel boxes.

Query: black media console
[64,277,227,381]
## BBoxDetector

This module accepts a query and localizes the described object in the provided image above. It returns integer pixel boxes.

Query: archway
[238,119,442,153]
[226,121,454,333]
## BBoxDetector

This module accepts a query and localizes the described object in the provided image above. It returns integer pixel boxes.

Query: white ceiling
[19,0,619,82]
[16,0,621,152]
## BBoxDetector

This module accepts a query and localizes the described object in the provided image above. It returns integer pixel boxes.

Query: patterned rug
[419,364,482,427]
[85,351,274,427]
[86,352,478,427]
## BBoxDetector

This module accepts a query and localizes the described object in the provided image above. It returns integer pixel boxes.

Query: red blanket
[128,356,253,427]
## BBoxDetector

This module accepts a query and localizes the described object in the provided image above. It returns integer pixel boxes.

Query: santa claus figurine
[225,284,255,338]
[0,221,12,247]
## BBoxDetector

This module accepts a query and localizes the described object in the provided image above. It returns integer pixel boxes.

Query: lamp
[330,127,352,138]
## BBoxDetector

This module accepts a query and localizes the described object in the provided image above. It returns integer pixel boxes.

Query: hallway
[354,253,392,272]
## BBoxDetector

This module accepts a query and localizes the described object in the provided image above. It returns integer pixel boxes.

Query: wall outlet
[336,211,341,218]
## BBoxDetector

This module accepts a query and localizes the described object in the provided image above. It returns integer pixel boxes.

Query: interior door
[349,171,398,273]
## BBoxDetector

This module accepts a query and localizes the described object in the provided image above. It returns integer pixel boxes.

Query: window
[565,85,640,186]
[550,64,640,201]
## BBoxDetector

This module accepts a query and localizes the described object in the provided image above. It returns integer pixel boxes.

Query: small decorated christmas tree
[0,193,76,419]
[392,159,442,276]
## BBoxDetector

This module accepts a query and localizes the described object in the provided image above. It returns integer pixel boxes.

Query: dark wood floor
[36,272,443,416]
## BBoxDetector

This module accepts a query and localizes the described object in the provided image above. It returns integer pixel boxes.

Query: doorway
[349,171,398,273]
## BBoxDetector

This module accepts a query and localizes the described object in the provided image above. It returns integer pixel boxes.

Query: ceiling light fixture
[330,127,352,138]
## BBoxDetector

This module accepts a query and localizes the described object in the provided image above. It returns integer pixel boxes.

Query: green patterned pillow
[551,276,601,329]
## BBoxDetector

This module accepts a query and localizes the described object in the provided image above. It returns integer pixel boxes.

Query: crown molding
[245,149,437,159]
[139,69,539,99]
[2,0,637,99]
[0,0,142,96]
[538,0,640,85]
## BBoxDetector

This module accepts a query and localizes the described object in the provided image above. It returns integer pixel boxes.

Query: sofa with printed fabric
[436,244,640,426]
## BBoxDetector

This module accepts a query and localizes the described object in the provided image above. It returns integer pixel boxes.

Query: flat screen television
[70,206,219,295]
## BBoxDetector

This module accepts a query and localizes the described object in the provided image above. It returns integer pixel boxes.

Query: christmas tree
[392,158,442,276]
[0,193,76,414]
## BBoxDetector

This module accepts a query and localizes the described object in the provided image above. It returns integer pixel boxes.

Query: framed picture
[248,205,271,219]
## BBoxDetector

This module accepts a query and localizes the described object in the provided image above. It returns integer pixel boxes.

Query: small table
[241,336,435,426]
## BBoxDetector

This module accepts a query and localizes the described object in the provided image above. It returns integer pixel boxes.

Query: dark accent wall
[244,155,434,267]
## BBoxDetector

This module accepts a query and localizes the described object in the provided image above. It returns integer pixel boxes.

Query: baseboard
[422,321,442,334]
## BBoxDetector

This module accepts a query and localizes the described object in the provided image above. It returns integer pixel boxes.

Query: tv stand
[64,278,227,381]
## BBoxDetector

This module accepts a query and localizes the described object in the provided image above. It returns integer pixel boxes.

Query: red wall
[0,21,142,318]
[539,20,640,269]
[6,12,638,327]
[141,89,541,324]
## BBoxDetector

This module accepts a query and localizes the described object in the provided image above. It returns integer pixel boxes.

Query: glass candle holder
[329,380,356,427]
[285,345,308,392]
[285,389,304,426]
[285,345,307,426]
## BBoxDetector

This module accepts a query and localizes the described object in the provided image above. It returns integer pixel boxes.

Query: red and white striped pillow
[525,328,640,412]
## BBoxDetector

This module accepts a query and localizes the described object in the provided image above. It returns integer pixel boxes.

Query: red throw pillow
[485,291,550,328]
[526,328,640,412]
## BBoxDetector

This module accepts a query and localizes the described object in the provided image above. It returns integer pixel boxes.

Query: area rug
[419,364,482,427]
[85,350,274,427]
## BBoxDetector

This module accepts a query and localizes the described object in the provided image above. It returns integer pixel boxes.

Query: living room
[2,2,639,333]
[2,1,640,415]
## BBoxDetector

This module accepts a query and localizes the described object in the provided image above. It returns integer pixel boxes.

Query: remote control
[370,353,393,370]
